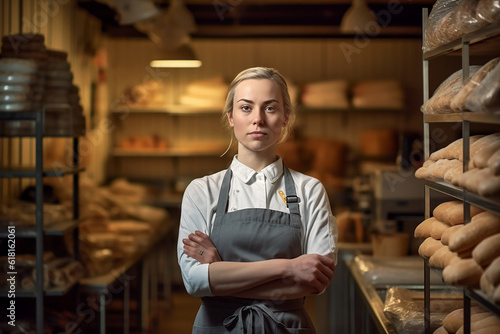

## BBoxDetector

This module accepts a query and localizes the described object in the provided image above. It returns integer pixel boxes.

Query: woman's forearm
[208,259,289,296]
[230,279,318,300]
[208,254,335,296]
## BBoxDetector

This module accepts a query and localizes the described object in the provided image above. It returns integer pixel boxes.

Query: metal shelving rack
[0,109,82,333]
[422,9,500,334]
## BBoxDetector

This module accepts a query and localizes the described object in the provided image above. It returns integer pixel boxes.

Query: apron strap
[214,168,233,225]
[283,165,300,216]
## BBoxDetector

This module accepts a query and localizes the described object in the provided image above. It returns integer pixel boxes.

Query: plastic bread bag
[451,57,500,112]
[457,0,490,33]
[422,66,481,114]
[424,0,461,51]
[477,0,500,23]
[383,287,463,334]
[465,61,500,113]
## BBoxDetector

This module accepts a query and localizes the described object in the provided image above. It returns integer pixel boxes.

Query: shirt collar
[230,155,284,184]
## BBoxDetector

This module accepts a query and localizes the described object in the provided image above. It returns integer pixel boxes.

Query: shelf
[0,220,78,237]
[111,104,221,115]
[423,22,500,60]
[112,145,226,157]
[425,179,464,201]
[465,289,500,317]
[425,180,500,215]
[0,166,85,178]
[424,112,500,124]
[0,280,77,298]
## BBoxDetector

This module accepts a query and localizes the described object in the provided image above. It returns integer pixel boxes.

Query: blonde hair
[221,67,295,154]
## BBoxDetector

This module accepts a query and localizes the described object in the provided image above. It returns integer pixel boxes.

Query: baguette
[429,245,460,269]
[441,225,464,246]
[483,256,500,286]
[448,212,500,253]
[442,258,483,287]
[487,150,500,175]
[419,237,445,259]
[472,233,500,267]
[431,219,452,240]
[414,217,438,239]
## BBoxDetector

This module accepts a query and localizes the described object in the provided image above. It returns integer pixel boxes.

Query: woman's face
[228,79,288,156]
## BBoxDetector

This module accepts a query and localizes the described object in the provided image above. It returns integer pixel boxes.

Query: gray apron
[192,165,316,334]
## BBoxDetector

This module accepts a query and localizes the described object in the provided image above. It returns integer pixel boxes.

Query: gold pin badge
[278,190,287,205]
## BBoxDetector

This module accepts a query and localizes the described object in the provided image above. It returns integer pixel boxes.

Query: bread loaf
[448,211,500,253]
[432,326,448,334]
[415,159,435,179]
[476,172,500,197]
[414,217,438,239]
[430,138,462,161]
[442,258,483,287]
[443,306,491,334]
[427,159,459,179]
[434,201,462,223]
[444,161,463,184]
[441,224,464,246]
[429,245,460,269]
[493,284,500,303]
[472,233,500,267]
[471,133,500,168]
[487,150,500,175]
[483,256,500,286]
[469,315,500,332]
[431,219,453,240]
[419,237,445,259]
[460,135,486,161]
[480,271,495,295]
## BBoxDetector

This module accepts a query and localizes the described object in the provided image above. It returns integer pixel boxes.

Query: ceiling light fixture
[150,44,202,68]
[340,0,380,33]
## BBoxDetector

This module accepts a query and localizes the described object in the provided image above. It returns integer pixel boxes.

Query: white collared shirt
[177,156,338,297]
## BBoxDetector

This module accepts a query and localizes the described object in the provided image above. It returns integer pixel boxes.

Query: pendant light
[340,0,380,33]
[150,44,202,68]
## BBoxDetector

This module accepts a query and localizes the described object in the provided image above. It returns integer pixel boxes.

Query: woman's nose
[252,110,264,125]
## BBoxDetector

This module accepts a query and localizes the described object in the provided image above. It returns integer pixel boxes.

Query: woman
[178,67,338,333]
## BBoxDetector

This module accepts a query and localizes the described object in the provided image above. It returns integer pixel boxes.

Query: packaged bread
[424,0,461,51]
[442,257,483,286]
[473,233,500,267]
[422,67,481,114]
[419,237,445,259]
[477,0,500,23]
[448,211,500,253]
[451,58,500,112]
[466,61,500,113]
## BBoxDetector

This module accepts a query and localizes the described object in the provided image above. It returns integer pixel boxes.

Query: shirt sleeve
[177,179,214,297]
[301,177,339,265]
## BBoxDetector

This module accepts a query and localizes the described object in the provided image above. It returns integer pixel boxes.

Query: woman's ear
[283,110,290,126]
[227,112,234,127]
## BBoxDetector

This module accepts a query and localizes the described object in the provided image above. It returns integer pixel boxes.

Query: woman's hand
[182,230,221,264]
[286,254,335,294]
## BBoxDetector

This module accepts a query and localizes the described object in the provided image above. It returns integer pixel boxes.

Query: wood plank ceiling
[77,0,436,38]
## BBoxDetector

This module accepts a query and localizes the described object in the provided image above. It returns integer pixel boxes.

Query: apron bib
[192,165,316,334]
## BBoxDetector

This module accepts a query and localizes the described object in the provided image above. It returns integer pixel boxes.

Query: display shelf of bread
[415,132,500,202]
[0,33,85,137]
[414,200,500,310]
[0,252,85,296]
[422,59,500,115]
[424,0,500,58]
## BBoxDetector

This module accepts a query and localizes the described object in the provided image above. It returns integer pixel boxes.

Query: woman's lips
[248,131,267,138]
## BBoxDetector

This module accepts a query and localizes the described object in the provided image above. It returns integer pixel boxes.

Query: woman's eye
[241,105,251,112]
[265,106,276,112]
